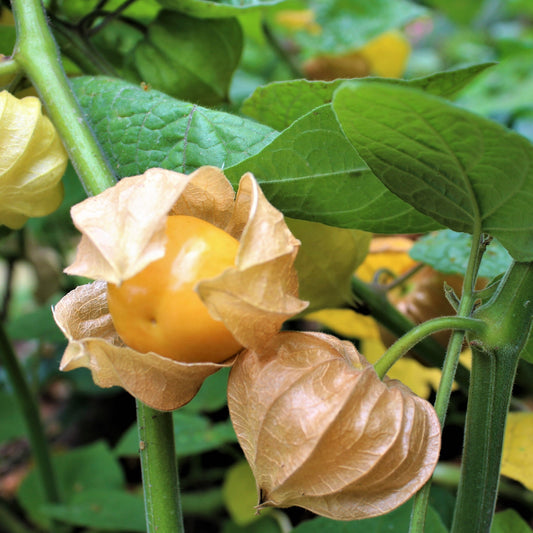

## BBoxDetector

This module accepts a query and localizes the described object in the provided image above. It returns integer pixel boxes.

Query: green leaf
[291,502,447,532]
[156,0,287,18]
[410,230,513,278]
[458,53,533,117]
[225,104,441,233]
[6,296,65,343]
[223,460,268,525]
[181,367,229,414]
[71,76,278,176]
[0,390,26,441]
[222,516,282,533]
[333,82,533,261]
[42,489,146,531]
[296,0,425,57]
[491,509,533,533]
[242,64,495,131]
[56,0,161,20]
[134,11,243,105]
[18,442,124,528]
[424,0,484,25]
[286,218,371,312]
[115,411,237,458]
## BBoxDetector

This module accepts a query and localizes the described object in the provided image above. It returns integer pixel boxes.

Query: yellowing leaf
[356,236,416,282]
[0,91,66,229]
[223,460,267,525]
[275,9,321,35]
[307,309,380,340]
[501,412,533,490]
[361,338,443,399]
[358,31,411,79]
[287,218,371,312]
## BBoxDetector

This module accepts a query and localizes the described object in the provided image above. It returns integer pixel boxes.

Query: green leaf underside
[156,0,286,18]
[134,12,242,105]
[410,229,513,278]
[226,104,441,233]
[491,509,533,533]
[242,64,496,131]
[333,82,533,261]
[71,76,278,177]
[295,0,426,57]
[115,411,237,458]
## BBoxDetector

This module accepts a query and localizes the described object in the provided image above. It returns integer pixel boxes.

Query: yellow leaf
[358,31,411,79]
[307,309,380,340]
[501,412,533,490]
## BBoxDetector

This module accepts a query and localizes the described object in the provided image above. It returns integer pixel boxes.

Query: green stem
[0,56,23,83]
[409,224,485,533]
[451,262,533,533]
[0,325,61,511]
[137,401,184,533]
[350,276,470,389]
[374,316,486,379]
[10,0,116,196]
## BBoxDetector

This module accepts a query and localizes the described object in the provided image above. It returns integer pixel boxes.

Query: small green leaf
[333,82,533,261]
[295,0,425,57]
[134,11,243,105]
[156,0,286,18]
[223,461,266,525]
[71,76,278,177]
[409,230,513,278]
[491,509,533,533]
[226,104,440,233]
[18,442,124,528]
[222,516,282,533]
[287,218,371,312]
[242,64,495,131]
[115,412,237,458]
[42,489,146,531]
[424,0,484,24]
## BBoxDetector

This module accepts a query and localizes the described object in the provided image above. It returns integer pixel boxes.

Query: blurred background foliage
[1,0,533,532]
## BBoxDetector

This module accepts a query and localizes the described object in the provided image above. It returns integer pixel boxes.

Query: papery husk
[65,165,307,350]
[57,166,307,407]
[227,331,441,520]
[53,280,227,411]
[0,91,66,229]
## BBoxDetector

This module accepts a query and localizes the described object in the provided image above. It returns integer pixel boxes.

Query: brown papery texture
[55,167,307,410]
[228,331,441,520]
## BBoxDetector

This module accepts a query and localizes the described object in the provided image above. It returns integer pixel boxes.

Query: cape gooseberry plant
[0,1,532,533]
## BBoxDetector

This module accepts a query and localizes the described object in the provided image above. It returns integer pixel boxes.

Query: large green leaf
[134,11,243,105]
[424,0,484,24]
[71,76,278,177]
[18,442,124,528]
[242,64,495,131]
[0,390,26,442]
[333,82,533,261]
[295,0,425,57]
[225,104,441,233]
[43,489,146,531]
[156,0,287,18]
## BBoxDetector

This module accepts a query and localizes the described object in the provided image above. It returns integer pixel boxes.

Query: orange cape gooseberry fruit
[107,215,242,363]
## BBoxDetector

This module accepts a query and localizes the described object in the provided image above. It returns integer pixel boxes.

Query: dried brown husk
[55,166,307,410]
[228,331,441,520]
